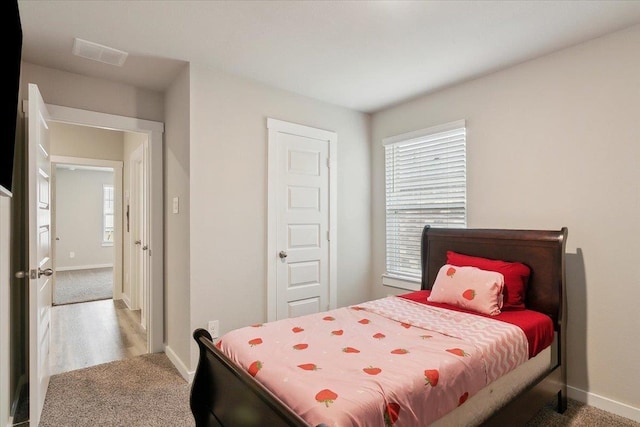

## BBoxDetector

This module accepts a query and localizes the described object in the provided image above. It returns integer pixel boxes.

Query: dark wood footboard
[190,328,309,427]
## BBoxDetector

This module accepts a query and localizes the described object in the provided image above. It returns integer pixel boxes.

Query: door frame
[50,156,124,303]
[266,118,337,322]
[45,104,164,352]
[0,196,11,426]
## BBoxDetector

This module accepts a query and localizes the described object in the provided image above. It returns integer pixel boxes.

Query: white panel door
[26,83,52,426]
[269,119,336,320]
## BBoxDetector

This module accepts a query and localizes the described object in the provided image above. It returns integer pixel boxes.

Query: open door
[129,144,148,328]
[24,83,52,425]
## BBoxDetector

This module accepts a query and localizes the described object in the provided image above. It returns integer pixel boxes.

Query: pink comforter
[217,296,529,426]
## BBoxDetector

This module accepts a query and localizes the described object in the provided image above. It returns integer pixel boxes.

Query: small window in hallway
[103,184,114,244]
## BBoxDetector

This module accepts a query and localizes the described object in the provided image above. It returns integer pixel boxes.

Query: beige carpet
[526,398,639,427]
[41,353,638,426]
[54,267,113,305]
[40,353,194,427]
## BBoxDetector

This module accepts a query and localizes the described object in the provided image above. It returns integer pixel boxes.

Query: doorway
[48,130,148,375]
[44,103,164,354]
[52,163,116,306]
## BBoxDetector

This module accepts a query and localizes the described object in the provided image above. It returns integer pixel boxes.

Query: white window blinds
[384,120,466,281]
[103,184,114,243]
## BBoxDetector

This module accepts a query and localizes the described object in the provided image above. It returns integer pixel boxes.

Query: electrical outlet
[69,251,75,258]
[208,320,220,339]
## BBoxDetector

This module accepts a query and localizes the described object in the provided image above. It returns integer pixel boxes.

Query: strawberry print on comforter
[217,296,529,427]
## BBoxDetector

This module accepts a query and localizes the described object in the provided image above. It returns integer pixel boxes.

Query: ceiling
[17,1,640,113]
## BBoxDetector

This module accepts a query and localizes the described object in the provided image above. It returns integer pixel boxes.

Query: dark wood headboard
[421,226,568,330]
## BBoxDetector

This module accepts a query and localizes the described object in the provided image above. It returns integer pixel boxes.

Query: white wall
[163,64,191,371]
[371,25,640,417]
[189,64,371,369]
[21,63,164,122]
[49,121,124,273]
[54,168,114,269]
[49,121,124,161]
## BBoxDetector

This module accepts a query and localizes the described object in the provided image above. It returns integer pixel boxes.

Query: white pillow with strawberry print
[428,264,504,315]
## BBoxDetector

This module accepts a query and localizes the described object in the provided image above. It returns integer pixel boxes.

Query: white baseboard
[121,294,132,310]
[164,345,195,383]
[56,263,113,272]
[568,385,640,422]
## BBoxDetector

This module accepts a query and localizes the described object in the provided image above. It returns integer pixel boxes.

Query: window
[383,120,466,287]
[103,184,114,245]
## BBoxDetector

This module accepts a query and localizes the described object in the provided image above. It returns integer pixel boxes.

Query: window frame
[382,120,467,290]
[102,183,115,246]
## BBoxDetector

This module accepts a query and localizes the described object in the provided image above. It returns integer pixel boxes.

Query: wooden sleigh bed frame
[191,226,568,426]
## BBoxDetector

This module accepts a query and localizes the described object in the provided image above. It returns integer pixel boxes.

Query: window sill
[382,274,421,292]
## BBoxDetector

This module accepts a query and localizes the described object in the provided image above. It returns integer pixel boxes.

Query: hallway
[50,299,147,375]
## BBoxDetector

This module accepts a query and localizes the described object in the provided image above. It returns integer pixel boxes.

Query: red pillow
[446,251,531,310]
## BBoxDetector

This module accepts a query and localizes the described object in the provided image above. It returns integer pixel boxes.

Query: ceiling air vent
[72,38,128,67]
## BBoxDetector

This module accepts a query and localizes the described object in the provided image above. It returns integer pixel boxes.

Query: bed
[190,225,568,426]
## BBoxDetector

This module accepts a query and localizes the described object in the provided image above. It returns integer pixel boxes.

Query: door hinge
[327,230,330,241]
[326,158,331,169]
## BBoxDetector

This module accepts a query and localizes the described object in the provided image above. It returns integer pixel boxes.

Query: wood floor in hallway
[50,299,147,375]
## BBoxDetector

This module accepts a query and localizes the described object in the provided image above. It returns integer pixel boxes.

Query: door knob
[135,240,142,245]
[38,268,53,278]
[142,245,148,251]
[279,250,288,259]
[15,269,53,279]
